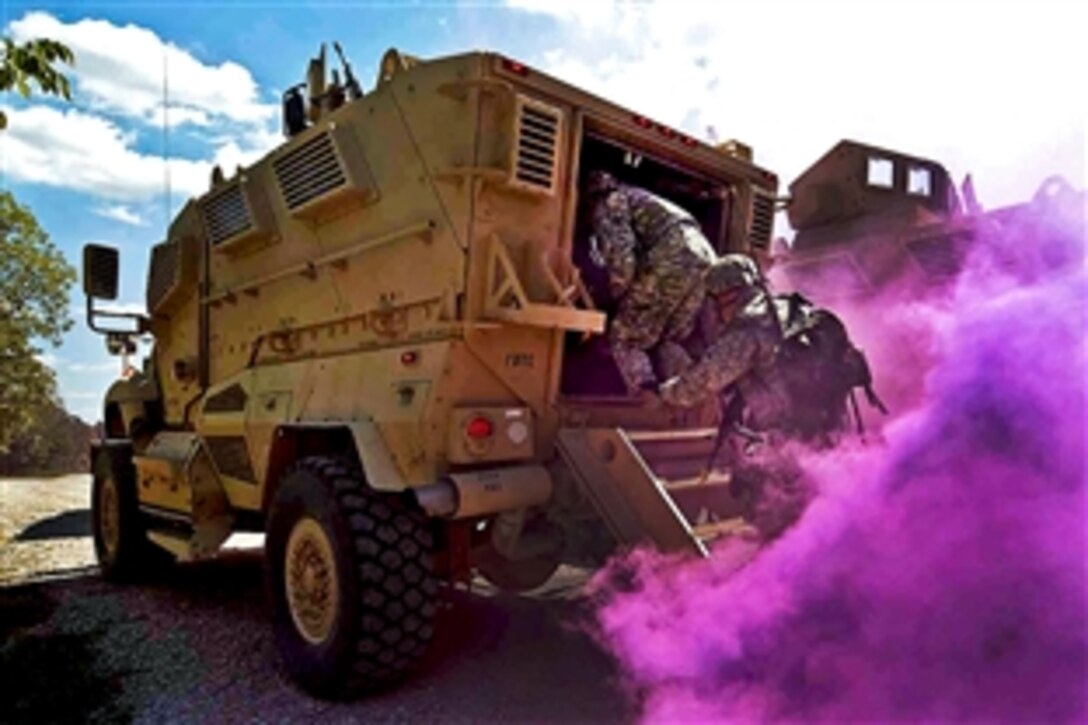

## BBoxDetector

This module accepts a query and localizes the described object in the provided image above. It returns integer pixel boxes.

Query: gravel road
[0,476,633,723]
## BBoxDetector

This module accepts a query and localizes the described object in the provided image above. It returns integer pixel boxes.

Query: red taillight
[501,58,529,76]
[466,416,493,440]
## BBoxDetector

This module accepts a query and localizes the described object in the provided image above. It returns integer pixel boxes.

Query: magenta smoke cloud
[591,186,1086,723]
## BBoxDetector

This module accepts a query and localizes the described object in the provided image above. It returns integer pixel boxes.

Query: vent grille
[514,101,560,192]
[274,131,346,211]
[146,241,179,313]
[749,192,775,249]
[202,183,252,246]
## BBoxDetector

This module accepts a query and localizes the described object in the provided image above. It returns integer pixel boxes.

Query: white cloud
[7,12,276,128]
[1,105,275,202]
[145,106,212,128]
[502,0,1086,216]
[94,204,147,226]
[1,13,281,203]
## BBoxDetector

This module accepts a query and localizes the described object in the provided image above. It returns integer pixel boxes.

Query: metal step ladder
[556,427,757,558]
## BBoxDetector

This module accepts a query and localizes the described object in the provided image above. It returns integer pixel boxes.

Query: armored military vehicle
[82,44,779,696]
[773,139,1085,301]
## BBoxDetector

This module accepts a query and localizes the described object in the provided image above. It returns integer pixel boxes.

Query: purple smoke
[590,188,1087,722]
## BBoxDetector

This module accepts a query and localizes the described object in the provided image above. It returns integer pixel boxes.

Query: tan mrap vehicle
[81,44,780,697]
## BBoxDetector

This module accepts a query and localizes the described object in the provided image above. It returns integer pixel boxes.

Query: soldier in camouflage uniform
[583,170,718,393]
[657,255,807,540]
[657,254,790,431]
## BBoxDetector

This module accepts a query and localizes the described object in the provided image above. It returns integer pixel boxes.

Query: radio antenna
[163,47,171,222]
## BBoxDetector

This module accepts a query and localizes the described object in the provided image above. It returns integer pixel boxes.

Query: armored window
[867,156,894,188]
[907,165,932,196]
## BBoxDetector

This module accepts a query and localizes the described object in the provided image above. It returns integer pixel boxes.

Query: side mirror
[83,244,119,300]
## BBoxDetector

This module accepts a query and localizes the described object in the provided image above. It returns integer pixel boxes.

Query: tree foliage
[0,36,75,129]
[0,397,95,476]
[0,192,77,452]
[0,35,81,460]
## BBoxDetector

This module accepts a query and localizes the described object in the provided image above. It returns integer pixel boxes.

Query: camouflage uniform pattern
[653,340,695,380]
[591,184,717,391]
[659,287,792,431]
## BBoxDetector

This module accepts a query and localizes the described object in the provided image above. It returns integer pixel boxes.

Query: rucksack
[697,292,887,488]
[768,292,886,442]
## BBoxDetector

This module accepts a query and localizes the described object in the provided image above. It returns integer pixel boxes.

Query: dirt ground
[0,476,633,723]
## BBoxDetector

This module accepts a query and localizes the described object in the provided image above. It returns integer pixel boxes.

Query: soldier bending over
[657,254,788,430]
[582,170,718,394]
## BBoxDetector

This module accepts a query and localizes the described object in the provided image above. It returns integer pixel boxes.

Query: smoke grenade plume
[590,186,1087,722]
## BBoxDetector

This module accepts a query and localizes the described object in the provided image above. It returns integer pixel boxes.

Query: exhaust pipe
[413,465,552,519]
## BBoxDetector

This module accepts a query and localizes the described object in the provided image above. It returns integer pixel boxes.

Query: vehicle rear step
[557,427,752,558]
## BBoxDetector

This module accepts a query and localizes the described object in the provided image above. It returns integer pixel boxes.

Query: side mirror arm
[85,295,149,336]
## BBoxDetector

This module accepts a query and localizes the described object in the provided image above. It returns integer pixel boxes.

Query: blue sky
[2,0,1083,423]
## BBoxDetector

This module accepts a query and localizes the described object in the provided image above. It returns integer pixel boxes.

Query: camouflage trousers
[609,226,715,392]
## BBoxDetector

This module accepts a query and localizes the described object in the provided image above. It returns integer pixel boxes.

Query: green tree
[0,396,94,475]
[0,34,78,455]
[0,192,77,452]
[0,36,74,129]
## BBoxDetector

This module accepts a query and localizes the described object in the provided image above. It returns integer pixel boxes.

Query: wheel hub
[285,517,339,645]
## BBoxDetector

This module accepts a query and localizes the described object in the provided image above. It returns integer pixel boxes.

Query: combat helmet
[706,254,762,295]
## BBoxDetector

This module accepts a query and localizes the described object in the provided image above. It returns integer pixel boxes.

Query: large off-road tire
[91,446,171,581]
[266,456,438,698]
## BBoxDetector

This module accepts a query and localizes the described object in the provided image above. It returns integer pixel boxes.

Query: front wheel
[266,456,438,698]
[91,446,171,581]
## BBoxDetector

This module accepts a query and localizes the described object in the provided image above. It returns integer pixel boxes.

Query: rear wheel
[266,456,438,698]
[91,446,170,581]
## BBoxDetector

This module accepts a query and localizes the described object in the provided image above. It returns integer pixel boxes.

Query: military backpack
[770,292,886,442]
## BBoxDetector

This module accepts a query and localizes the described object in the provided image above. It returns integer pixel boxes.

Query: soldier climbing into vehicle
[581,169,719,395]
[649,253,886,537]
[656,253,884,444]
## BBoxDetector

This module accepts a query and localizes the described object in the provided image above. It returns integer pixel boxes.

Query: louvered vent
[274,131,346,212]
[146,241,178,313]
[513,99,561,194]
[202,182,253,247]
[145,235,199,315]
[748,191,775,249]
